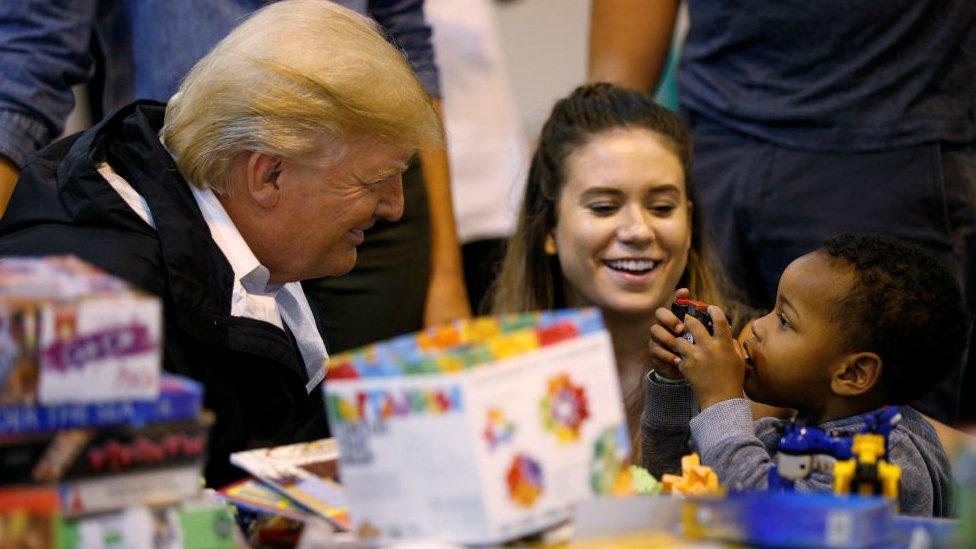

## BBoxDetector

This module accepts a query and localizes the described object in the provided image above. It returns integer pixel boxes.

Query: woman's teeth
[604,259,657,274]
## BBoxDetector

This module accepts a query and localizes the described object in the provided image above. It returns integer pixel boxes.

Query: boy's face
[743,252,854,414]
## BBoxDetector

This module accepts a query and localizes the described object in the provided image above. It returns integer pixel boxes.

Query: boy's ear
[831,352,883,397]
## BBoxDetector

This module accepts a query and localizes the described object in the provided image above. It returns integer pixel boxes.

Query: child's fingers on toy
[654,307,684,334]
[649,324,681,353]
[650,343,681,368]
[707,305,732,340]
[683,313,711,343]
[672,331,697,361]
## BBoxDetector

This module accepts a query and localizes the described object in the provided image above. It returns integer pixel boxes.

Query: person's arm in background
[588,0,679,94]
[368,0,472,326]
[418,99,472,325]
[924,414,976,458]
[0,157,18,214]
[0,0,98,216]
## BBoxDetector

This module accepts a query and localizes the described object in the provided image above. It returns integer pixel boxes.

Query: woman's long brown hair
[490,83,750,459]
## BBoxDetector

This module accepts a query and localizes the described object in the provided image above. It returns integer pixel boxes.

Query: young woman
[491,83,748,457]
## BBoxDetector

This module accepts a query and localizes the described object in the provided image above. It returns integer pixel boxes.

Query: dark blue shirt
[0,0,439,167]
[679,0,976,151]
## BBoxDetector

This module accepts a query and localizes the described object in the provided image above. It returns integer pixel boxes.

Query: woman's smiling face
[549,128,692,317]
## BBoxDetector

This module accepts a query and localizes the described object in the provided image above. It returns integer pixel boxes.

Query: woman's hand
[671,304,747,410]
[648,288,690,380]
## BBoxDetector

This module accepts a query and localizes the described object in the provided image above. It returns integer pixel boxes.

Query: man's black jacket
[0,102,329,487]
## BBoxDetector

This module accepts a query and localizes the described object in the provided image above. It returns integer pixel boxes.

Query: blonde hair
[162,0,441,194]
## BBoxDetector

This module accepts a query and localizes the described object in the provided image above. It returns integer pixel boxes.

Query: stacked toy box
[324,309,630,544]
[0,256,232,547]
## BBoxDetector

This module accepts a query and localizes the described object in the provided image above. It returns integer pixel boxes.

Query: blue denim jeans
[0,0,437,166]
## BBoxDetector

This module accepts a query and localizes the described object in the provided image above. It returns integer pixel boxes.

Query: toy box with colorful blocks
[323,309,631,544]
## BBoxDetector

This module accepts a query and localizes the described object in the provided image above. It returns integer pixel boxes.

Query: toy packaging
[57,464,203,517]
[323,309,629,544]
[230,438,350,530]
[0,374,202,436]
[0,486,60,548]
[0,256,162,405]
[60,501,239,548]
[218,478,311,522]
[0,412,212,484]
[683,492,894,548]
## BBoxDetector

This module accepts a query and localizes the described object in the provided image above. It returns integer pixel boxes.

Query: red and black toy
[671,297,731,343]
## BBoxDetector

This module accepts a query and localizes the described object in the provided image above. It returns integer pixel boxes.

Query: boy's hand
[648,288,690,380]
[671,305,746,410]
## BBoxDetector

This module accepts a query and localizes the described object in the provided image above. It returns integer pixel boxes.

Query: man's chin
[325,253,358,278]
[294,255,357,281]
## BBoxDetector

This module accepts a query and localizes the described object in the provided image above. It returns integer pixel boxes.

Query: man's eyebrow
[361,161,409,182]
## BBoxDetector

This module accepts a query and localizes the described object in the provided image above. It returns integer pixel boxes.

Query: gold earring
[544,235,557,255]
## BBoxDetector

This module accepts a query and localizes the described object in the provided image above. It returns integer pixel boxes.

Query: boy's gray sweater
[641,373,952,517]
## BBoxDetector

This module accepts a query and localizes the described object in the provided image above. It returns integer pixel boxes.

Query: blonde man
[0,0,441,487]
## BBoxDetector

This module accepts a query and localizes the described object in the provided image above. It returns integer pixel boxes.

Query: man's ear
[242,152,283,209]
[831,352,883,396]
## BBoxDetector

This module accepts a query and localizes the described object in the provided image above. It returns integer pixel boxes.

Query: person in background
[0,0,470,353]
[427,0,528,313]
[589,0,976,424]
[491,83,750,458]
[0,0,441,487]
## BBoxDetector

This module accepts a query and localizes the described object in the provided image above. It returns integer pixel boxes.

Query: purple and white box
[0,256,161,405]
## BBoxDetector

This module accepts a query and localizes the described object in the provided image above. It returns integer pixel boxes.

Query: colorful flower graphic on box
[590,425,633,496]
[540,373,590,443]
[506,453,543,508]
[483,408,516,450]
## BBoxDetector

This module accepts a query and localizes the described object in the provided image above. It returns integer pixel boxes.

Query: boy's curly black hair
[822,234,970,404]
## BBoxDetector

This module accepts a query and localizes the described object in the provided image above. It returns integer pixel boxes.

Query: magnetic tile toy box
[0,256,161,405]
[324,309,629,544]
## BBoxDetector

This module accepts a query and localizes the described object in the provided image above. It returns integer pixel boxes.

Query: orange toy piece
[661,453,721,496]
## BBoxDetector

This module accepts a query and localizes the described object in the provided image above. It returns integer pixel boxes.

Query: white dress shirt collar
[188,186,328,391]
[97,159,327,392]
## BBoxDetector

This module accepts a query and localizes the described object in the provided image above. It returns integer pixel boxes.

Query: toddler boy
[644,234,969,516]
